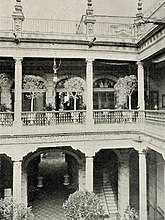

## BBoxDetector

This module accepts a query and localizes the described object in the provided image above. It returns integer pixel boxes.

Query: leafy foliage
[63,191,104,220]
[23,75,46,111]
[23,75,45,91]
[64,77,86,110]
[114,75,137,97]
[0,104,10,112]
[64,77,86,94]
[0,73,9,86]
[114,75,137,109]
[0,198,34,220]
[124,206,139,220]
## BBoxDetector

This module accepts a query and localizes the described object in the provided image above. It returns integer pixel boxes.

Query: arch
[93,75,118,85]
[23,146,85,170]
[0,154,12,166]
[93,78,116,88]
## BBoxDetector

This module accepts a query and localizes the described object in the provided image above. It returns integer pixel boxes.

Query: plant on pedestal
[114,75,137,110]
[23,75,46,112]
[64,77,86,111]
[63,191,104,220]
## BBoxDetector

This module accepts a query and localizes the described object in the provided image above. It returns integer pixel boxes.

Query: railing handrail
[22,110,86,114]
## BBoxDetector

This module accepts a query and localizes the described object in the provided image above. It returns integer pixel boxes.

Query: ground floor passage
[31,155,69,220]
[0,148,164,220]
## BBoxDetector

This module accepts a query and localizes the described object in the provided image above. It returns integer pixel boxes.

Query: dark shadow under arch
[23,146,85,170]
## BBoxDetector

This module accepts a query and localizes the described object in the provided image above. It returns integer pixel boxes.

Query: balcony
[0,110,164,137]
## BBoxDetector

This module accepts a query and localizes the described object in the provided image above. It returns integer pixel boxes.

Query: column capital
[14,57,23,63]
[138,148,148,155]
[137,61,144,67]
[86,58,95,64]
[115,149,132,162]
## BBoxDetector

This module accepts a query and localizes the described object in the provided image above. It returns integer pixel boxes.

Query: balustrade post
[13,57,23,128]
[86,58,94,127]
[139,149,147,220]
[137,61,145,110]
[12,0,24,38]
[84,0,96,36]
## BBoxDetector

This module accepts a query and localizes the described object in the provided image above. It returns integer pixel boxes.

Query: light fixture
[52,58,62,83]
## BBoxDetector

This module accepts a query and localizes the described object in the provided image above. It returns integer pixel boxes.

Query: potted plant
[0,198,34,220]
[63,191,104,220]
[124,206,139,220]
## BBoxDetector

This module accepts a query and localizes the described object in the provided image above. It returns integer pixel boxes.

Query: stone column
[79,163,86,191]
[85,156,94,192]
[139,149,147,220]
[86,59,94,127]
[13,161,22,203]
[116,150,130,220]
[137,61,145,110]
[164,159,165,219]
[21,169,28,206]
[0,156,2,198]
[13,57,23,128]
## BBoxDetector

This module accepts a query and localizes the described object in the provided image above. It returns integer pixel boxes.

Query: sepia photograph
[0,0,165,219]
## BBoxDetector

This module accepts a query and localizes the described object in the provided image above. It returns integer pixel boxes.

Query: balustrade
[93,110,145,124]
[21,110,86,126]
[0,17,13,31]
[0,110,165,128]
[145,110,165,125]
[0,16,137,38]
[0,112,14,126]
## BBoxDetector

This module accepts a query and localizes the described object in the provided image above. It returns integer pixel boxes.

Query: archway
[0,154,13,199]
[23,147,85,219]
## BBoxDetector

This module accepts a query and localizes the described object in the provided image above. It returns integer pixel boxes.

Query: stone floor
[31,156,69,220]
[32,186,68,220]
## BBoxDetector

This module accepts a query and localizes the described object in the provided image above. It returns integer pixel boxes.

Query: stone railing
[0,16,137,38]
[0,110,165,128]
[145,110,165,126]
[22,18,80,35]
[93,110,145,124]
[0,112,14,126]
[21,110,86,126]
[0,17,13,31]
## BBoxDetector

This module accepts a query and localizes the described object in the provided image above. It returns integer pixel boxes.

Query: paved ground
[31,157,69,220]
[32,186,68,220]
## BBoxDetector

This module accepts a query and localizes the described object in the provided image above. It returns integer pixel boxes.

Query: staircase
[94,180,119,220]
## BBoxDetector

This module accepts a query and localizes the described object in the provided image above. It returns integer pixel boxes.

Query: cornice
[137,25,165,46]
[0,130,139,145]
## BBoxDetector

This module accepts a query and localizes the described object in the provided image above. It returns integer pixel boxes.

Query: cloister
[0,0,165,219]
